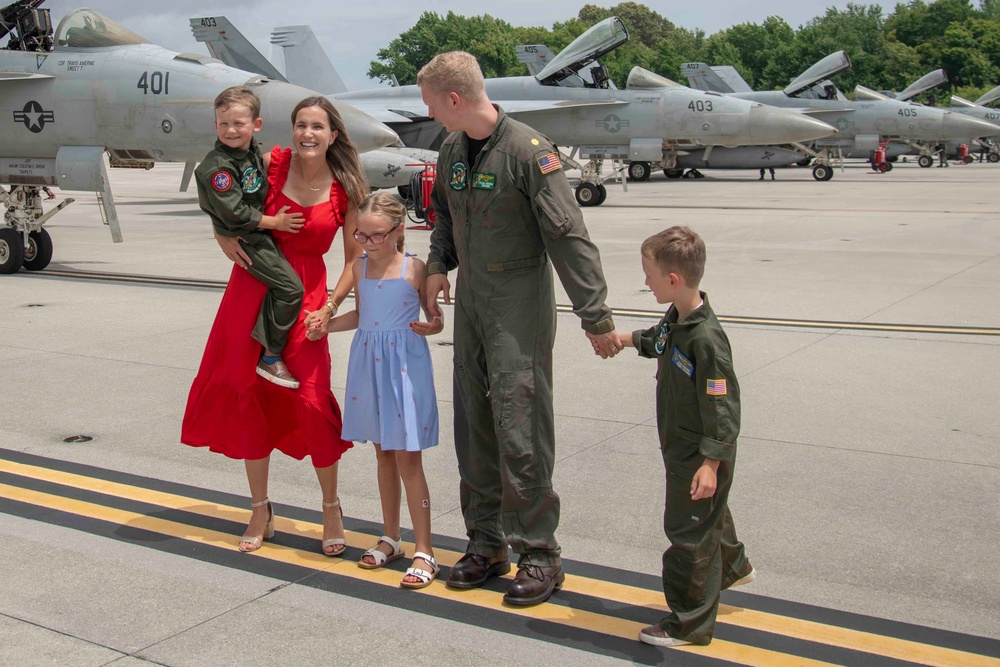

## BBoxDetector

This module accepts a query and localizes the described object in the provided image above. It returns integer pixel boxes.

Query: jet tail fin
[189,16,286,82]
[516,44,557,77]
[680,62,734,93]
[710,66,753,93]
[271,26,347,94]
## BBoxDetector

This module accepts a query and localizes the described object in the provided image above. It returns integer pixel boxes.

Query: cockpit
[535,16,628,87]
[55,8,147,48]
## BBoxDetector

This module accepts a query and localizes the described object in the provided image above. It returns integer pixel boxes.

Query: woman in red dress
[182,97,369,554]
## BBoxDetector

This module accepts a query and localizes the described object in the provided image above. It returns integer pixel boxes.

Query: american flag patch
[707,379,727,396]
[537,152,561,174]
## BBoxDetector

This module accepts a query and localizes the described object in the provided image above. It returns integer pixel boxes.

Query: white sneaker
[638,624,692,647]
[729,565,756,589]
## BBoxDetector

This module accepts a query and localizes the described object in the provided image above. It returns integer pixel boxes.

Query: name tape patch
[671,346,694,378]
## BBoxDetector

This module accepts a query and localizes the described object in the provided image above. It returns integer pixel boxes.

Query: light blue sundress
[341,254,438,451]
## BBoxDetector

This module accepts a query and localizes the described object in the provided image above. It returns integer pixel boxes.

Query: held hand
[302,308,331,339]
[410,315,444,336]
[214,230,252,268]
[690,464,718,501]
[274,206,305,233]
[586,330,625,359]
[424,273,451,318]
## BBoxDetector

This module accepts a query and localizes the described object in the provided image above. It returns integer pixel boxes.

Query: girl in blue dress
[314,191,442,589]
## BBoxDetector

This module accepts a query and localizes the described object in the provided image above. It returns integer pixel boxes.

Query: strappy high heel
[239,498,274,553]
[321,498,347,557]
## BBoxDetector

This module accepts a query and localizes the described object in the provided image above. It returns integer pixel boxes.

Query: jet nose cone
[328,99,400,151]
[942,111,1000,139]
[748,104,837,144]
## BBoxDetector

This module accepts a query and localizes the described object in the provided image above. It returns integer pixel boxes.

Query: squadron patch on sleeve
[211,170,233,193]
[654,321,669,355]
[707,379,728,396]
[537,152,561,174]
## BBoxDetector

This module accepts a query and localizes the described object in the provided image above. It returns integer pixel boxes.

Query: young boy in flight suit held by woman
[611,225,754,647]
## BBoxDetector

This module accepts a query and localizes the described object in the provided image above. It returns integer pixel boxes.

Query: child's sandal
[400,552,438,590]
[357,535,405,570]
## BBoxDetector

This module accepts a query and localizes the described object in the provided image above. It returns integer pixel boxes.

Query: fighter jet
[0,1,398,275]
[683,54,1000,180]
[209,16,836,206]
[947,85,1000,163]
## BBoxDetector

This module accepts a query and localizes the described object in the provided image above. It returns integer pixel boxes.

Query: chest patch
[654,321,669,355]
[242,166,264,194]
[450,161,468,190]
[472,173,496,190]
[671,346,694,378]
[211,170,233,193]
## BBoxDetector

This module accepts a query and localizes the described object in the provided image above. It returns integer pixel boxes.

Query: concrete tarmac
[1,159,998,666]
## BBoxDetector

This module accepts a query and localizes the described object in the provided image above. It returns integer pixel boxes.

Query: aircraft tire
[596,184,608,205]
[23,229,53,272]
[575,183,600,207]
[397,185,412,201]
[918,155,933,168]
[988,153,1000,163]
[812,165,833,181]
[663,169,683,179]
[627,161,651,181]
[796,157,812,167]
[0,227,25,274]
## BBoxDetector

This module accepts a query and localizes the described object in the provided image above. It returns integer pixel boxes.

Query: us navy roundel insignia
[242,166,263,194]
[450,162,468,190]
[654,321,669,355]
[211,170,233,193]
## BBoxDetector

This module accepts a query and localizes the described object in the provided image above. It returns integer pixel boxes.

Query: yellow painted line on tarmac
[0,480,835,667]
[2,459,998,667]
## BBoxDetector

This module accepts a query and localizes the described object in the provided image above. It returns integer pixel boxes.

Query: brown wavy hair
[291,96,369,210]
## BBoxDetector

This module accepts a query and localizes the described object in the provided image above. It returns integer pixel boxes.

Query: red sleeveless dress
[181,147,353,467]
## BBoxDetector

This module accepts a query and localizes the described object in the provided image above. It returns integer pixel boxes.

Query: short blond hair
[416,51,486,102]
[641,226,706,287]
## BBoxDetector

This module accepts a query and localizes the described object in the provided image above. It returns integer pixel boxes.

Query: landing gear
[663,169,684,179]
[627,161,651,181]
[917,155,933,168]
[0,227,24,274]
[812,164,834,181]
[989,153,1000,164]
[796,157,812,167]
[23,229,53,271]
[575,182,602,207]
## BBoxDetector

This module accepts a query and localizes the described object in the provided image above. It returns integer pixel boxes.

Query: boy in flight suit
[617,226,754,647]
[196,86,304,388]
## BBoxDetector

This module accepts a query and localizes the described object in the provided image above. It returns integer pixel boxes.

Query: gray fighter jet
[683,54,1000,180]
[947,85,1000,163]
[0,1,398,274]
[215,17,836,206]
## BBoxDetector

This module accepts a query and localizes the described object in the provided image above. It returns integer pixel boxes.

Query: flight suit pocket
[533,186,573,238]
[664,462,711,538]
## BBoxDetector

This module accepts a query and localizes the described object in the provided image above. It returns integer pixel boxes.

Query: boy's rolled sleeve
[633,325,660,359]
[692,336,740,463]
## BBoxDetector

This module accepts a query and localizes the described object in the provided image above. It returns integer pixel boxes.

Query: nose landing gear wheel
[575,182,601,207]
[23,229,53,271]
[663,169,683,179]
[596,184,608,205]
[627,161,651,181]
[812,164,834,181]
[0,228,25,274]
[988,153,1000,163]
[918,155,933,168]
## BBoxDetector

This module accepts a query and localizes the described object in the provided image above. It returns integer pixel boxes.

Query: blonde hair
[416,51,486,102]
[641,226,706,287]
[214,85,260,119]
[291,97,369,211]
[356,191,406,252]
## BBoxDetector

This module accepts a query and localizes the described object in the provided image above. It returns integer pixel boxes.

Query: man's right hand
[424,273,451,319]
[214,230,252,269]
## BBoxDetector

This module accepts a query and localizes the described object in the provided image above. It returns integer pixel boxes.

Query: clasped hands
[587,330,625,359]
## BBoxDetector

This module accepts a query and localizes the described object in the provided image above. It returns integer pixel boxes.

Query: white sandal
[400,552,439,590]
[357,535,405,570]
[321,499,347,557]
[239,498,274,553]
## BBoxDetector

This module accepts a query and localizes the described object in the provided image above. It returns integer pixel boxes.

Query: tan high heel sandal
[239,498,275,553]
[321,498,347,557]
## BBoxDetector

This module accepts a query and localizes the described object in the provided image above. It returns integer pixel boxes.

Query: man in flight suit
[418,51,623,606]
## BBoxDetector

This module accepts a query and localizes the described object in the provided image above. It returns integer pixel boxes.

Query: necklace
[297,160,325,192]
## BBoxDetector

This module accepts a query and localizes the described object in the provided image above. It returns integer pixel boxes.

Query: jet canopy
[535,16,627,86]
[55,8,147,48]
[784,51,850,97]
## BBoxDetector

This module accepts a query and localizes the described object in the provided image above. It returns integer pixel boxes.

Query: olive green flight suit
[196,139,303,354]
[428,107,614,567]
[633,293,749,645]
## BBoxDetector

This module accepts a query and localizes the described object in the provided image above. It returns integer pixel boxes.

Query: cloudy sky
[41,1,898,89]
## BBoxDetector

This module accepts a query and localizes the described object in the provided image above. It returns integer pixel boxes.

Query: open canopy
[535,17,627,85]
[55,8,147,48]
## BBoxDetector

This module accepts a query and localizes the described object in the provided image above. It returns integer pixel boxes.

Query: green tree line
[367,1,1000,104]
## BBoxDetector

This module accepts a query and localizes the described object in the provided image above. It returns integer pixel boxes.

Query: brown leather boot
[502,563,564,606]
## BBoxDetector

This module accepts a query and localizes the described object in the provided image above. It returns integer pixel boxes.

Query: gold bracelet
[325,300,338,314]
